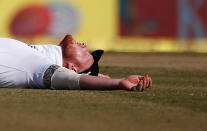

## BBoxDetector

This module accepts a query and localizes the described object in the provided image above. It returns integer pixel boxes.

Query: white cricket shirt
[0,38,63,89]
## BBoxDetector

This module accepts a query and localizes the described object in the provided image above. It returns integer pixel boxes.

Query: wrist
[117,78,125,90]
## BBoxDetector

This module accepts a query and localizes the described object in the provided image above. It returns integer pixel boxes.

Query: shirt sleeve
[28,44,63,67]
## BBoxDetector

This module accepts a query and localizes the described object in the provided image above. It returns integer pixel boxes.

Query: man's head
[60,35,94,73]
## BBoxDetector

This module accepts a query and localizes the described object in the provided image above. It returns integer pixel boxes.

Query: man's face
[60,35,94,73]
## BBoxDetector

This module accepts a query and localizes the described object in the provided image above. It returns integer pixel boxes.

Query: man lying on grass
[0,35,152,91]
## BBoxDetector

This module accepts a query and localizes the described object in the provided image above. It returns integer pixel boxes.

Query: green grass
[0,53,207,131]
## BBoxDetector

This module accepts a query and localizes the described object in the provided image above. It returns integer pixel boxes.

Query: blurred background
[1,0,207,52]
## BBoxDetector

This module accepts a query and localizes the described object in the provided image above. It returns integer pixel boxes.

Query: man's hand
[119,75,152,91]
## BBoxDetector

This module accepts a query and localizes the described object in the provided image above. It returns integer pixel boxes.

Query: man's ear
[65,62,78,73]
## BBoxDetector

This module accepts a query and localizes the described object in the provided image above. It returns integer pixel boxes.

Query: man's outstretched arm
[80,74,152,91]
[79,75,123,90]
[50,67,152,91]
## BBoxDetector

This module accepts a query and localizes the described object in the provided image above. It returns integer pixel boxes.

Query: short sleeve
[29,44,63,66]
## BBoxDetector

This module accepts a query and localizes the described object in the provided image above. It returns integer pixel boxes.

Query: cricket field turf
[0,52,207,131]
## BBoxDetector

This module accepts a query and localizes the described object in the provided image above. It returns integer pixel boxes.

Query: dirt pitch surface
[0,52,207,131]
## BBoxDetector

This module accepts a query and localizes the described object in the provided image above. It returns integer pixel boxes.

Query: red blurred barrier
[120,0,207,39]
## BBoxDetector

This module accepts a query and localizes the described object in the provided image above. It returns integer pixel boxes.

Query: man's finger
[138,80,144,91]
[146,75,151,88]
[145,75,150,88]
[147,75,152,88]
[143,77,147,90]
[149,77,152,87]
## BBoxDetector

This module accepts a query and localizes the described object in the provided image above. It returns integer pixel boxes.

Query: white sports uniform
[0,38,63,89]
